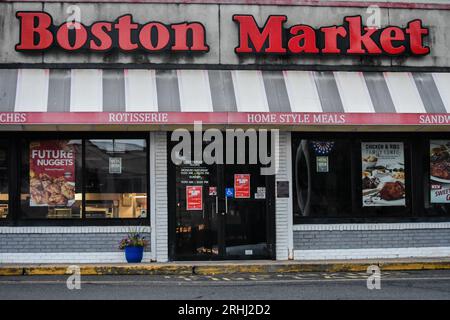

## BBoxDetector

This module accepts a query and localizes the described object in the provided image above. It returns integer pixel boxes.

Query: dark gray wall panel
[47,69,71,112]
[103,69,126,112]
[156,70,181,112]
[0,69,17,112]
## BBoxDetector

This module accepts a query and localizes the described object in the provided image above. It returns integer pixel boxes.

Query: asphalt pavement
[1,270,450,300]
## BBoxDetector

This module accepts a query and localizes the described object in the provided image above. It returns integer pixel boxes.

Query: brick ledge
[293,222,450,231]
[0,226,151,234]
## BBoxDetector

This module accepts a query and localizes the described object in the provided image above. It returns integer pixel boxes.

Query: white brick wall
[0,252,152,264]
[154,132,169,262]
[275,132,293,260]
[0,226,151,234]
[294,247,450,260]
[293,222,450,231]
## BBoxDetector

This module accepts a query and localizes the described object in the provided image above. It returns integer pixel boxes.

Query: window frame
[0,131,150,226]
[0,139,13,225]
[292,131,450,224]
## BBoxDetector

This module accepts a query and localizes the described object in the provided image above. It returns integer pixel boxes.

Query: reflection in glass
[0,145,8,219]
[293,139,352,219]
[85,139,147,219]
[20,139,82,219]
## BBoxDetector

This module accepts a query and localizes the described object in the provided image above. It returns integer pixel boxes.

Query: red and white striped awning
[1,69,450,127]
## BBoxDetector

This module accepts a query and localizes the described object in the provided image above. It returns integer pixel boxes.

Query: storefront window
[425,139,450,216]
[20,139,83,219]
[0,144,8,219]
[85,139,147,219]
[19,136,148,221]
[292,139,353,219]
[292,135,411,223]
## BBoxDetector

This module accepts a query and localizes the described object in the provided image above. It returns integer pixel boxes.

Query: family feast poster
[361,142,405,207]
[186,186,203,211]
[234,174,250,198]
[29,140,76,207]
[430,140,450,203]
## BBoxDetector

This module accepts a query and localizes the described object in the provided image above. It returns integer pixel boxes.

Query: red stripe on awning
[1,112,450,126]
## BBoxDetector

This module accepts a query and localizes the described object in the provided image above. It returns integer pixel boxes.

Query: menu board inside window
[29,140,76,207]
[361,142,406,207]
[430,140,450,203]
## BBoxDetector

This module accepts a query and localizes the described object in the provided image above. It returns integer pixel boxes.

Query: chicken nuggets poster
[29,140,76,206]
[361,142,406,207]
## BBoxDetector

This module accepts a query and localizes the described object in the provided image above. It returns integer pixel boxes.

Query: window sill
[0,218,150,227]
[293,221,450,231]
[0,225,151,234]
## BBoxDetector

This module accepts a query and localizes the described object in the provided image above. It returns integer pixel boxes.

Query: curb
[1,261,450,276]
[193,262,450,275]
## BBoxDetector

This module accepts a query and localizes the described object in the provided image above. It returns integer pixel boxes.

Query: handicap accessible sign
[225,188,234,198]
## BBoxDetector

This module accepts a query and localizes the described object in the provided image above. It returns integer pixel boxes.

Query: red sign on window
[234,174,250,199]
[186,186,203,211]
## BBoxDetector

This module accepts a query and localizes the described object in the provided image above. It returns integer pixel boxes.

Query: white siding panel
[232,70,269,112]
[15,69,49,112]
[384,72,426,113]
[70,69,103,112]
[294,247,450,261]
[276,132,292,261]
[432,73,450,113]
[125,69,158,112]
[178,69,213,112]
[154,132,168,262]
[283,71,322,112]
[334,71,375,113]
[0,252,152,264]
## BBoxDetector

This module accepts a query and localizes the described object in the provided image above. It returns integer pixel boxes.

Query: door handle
[215,196,219,214]
[296,139,311,216]
[225,196,228,214]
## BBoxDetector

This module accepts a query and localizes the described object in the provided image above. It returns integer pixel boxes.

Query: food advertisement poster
[234,174,250,198]
[29,140,76,207]
[186,186,203,211]
[430,140,450,203]
[361,142,405,207]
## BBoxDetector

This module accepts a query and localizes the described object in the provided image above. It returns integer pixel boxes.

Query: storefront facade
[1,0,450,263]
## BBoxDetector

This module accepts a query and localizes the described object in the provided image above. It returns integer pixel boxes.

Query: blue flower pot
[124,246,144,263]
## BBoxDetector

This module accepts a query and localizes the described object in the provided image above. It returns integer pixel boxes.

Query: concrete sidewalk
[2,258,450,276]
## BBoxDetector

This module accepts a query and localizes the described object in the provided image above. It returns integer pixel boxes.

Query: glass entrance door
[168,133,275,260]
[172,158,221,258]
[222,163,273,258]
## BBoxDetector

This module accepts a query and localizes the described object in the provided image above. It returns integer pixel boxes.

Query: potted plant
[119,231,149,263]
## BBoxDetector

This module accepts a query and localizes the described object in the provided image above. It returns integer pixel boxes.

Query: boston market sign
[15,11,429,56]
[234,15,429,56]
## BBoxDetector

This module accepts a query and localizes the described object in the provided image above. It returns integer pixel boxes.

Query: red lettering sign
[16,12,429,57]
[186,186,203,211]
[15,12,209,54]
[234,174,250,199]
[234,14,430,56]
